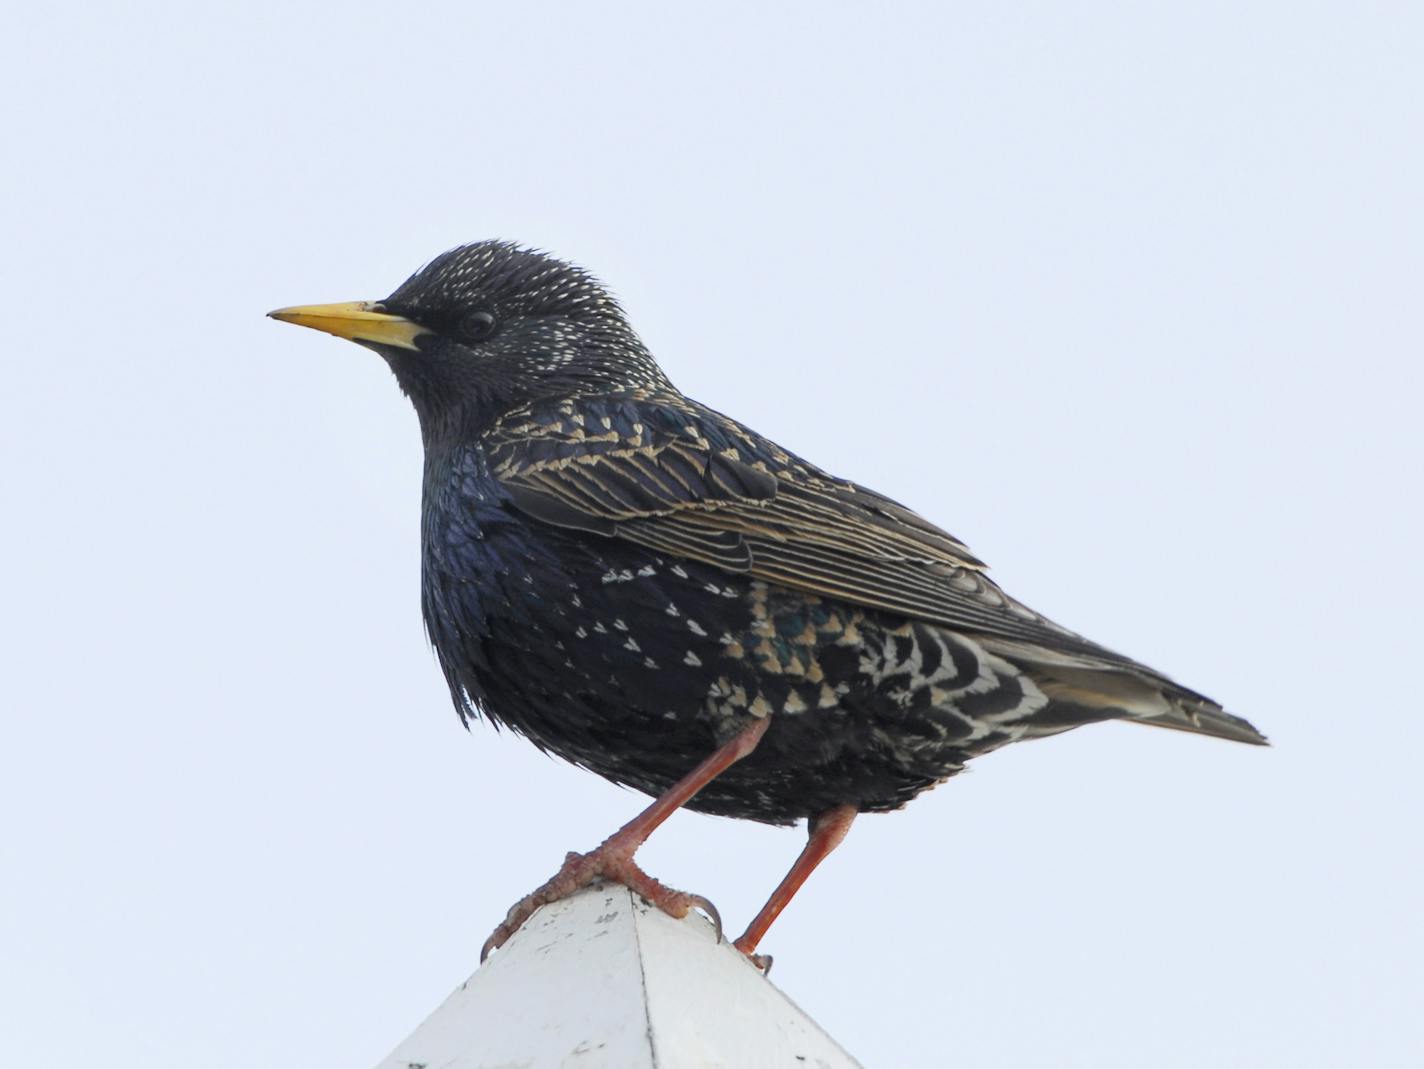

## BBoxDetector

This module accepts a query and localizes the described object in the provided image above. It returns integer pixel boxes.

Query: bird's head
[270,241,669,438]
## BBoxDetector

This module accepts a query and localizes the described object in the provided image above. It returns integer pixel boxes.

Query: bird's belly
[425,521,1058,824]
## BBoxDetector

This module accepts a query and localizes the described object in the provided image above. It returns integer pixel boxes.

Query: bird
[270,241,1267,965]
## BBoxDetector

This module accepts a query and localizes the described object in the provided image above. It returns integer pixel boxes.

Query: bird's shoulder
[484,388,774,489]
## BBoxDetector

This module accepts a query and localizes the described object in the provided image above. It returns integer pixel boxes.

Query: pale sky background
[3,3,1421,1066]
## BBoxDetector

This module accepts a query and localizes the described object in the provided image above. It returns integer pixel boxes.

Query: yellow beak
[267,301,428,351]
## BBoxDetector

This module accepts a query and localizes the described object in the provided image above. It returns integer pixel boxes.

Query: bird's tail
[1129,695,1269,745]
[979,636,1269,746]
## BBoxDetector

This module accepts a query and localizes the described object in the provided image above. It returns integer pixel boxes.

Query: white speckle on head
[684,651,702,667]
[686,618,707,637]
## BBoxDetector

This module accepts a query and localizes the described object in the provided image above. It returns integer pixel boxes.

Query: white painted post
[373,884,863,1069]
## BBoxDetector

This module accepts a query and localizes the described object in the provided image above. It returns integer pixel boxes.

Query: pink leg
[481,717,771,960]
[734,804,858,967]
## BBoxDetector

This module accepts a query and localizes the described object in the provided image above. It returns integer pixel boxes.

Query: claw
[740,933,774,979]
[750,952,773,974]
[685,892,723,942]
[479,931,501,963]
[480,899,534,962]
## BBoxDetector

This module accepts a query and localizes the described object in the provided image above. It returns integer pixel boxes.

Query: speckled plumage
[287,241,1267,829]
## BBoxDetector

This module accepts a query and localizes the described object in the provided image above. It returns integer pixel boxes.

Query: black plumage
[271,241,1266,955]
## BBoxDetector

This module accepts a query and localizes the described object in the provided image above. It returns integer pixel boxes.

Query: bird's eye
[460,310,498,343]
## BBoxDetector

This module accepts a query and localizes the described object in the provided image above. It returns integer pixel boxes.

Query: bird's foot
[480,837,721,961]
[733,939,774,974]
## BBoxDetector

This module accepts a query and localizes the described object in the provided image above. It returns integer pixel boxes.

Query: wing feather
[487,394,1125,662]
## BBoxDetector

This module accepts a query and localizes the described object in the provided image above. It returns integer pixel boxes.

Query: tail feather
[978,635,1269,746]
[1132,700,1269,746]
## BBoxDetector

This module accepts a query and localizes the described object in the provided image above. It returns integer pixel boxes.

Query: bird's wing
[486,394,1115,659]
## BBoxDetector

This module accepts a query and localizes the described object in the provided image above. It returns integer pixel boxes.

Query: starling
[270,241,1267,964]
